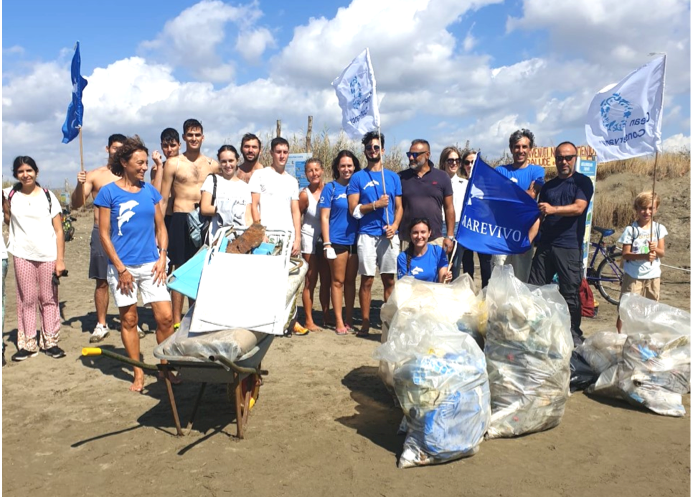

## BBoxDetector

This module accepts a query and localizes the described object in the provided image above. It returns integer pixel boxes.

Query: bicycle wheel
[595,252,623,305]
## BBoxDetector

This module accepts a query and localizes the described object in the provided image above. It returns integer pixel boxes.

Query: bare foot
[305,321,320,331]
[357,320,370,337]
[130,376,145,393]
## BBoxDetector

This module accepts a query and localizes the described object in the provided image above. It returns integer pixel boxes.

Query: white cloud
[462,23,477,52]
[662,133,690,152]
[3,45,25,55]
[235,27,276,62]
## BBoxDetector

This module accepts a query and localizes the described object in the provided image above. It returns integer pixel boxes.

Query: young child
[616,191,667,332]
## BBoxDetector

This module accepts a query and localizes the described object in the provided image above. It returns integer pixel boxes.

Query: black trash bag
[570,351,598,392]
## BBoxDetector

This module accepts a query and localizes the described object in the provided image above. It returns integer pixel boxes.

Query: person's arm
[251,192,261,224]
[538,198,588,217]
[71,170,93,209]
[98,206,133,295]
[2,192,10,225]
[291,199,301,257]
[151,199,169,285]
[159,156,177,214]
[442,194,455,252]
[437,248,451,283]
[151,151,164,190]
[298,189,309,215]
[649,238,665,259]
[199,190,216,217]
[527,218,540,244]
[52,213,66,276]
[320,207,332,245]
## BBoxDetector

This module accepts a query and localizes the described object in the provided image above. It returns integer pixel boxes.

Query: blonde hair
[634,191,660,209]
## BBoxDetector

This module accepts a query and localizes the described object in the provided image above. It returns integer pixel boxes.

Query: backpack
[579,277,595,318]
[8,187,53,213]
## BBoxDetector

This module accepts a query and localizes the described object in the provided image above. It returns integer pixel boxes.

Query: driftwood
[226,223,265,254]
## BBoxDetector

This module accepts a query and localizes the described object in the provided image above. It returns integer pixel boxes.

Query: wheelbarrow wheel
[227,373,261,410]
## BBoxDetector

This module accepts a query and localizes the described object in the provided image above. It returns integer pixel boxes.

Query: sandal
[335,327,348,336]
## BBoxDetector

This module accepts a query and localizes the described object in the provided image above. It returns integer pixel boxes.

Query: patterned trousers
[14,257,60,351]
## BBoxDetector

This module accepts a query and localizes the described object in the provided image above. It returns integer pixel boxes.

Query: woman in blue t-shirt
[320,150,360,335]
[397,218,450,283]
[94,136,175,393]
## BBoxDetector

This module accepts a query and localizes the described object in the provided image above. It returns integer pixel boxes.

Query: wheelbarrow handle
[81,347,159,371]
[209,355,268,376]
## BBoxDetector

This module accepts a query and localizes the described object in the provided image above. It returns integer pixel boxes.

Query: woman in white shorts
[94,136,175,393]
[294,158,331,334]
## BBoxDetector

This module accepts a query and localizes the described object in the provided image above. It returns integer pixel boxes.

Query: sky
[2,0,690,189]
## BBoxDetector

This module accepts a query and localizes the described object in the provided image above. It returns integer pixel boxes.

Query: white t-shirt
[618,221,668,279]
[5,187,61,261]
[248,167,299,232]
[201,174,251,237]
[441,175,468,225]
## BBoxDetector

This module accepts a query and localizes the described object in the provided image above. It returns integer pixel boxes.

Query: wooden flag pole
[650,150,659,246]
[376,127,393,247]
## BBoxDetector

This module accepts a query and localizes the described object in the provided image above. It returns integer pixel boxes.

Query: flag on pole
[62,41,88,144]
[331,48,380,139]
[585,55,666,163]
[455,154,540,255]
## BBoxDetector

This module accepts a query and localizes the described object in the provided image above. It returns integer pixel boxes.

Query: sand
[2,173,689,497]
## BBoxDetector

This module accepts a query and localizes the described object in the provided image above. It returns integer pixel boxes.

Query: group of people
[1,119,667,389]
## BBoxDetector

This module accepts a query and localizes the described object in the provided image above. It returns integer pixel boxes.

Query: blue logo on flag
[600,93,633,132]
[455,155,540,255]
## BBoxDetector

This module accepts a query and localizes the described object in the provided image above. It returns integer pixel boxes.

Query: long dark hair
[331,150,361,180]
[406,217,431,274]
[108,136,149,176]
[12,156,41,191]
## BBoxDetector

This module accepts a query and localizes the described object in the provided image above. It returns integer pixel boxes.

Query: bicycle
[586,226,624,305]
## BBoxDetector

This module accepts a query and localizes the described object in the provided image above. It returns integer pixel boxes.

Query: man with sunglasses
[491,128,545,282]
[399,139,455,255]
[528,142,593,346]
[347,131,403,336]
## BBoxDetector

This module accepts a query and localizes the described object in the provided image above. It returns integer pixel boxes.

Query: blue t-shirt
[347,168,402,236]
[94,182,162,266]
[495,164,545,193]
[319,181,358,245]
[397,244,448,282]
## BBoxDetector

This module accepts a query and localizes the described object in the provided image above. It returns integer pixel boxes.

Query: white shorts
[107,262,171,308]
[357,233,400,276]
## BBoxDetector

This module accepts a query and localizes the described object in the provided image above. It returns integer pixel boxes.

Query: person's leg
[94,279,109,326]
[461,248,475,278]
[329,252,348,332]
[478,252,492,288]
[509,247,535,283]
[36,261,62,352]
[300,253,320,330]
[553,247,584,344]
[2,258,7,363]
[381,274,396,303]
[358,275,374,334]
[119,304,144,392]
[317,251,332,326]
[13,257,39,354]
[344,251,359,329]
[377,234,400,303]
[528,244,555,286]
[89,226,111,340]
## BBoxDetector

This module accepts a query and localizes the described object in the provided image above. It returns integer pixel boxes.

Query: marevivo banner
[528,145,596,168]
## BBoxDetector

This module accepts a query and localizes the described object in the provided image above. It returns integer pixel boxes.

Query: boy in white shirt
[616,191,667,332]
[249,137,301,257]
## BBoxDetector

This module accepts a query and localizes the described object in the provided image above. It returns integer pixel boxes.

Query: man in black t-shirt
[529,141,594,345]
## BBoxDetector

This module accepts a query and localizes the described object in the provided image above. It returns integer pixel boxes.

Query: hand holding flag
[62,41,88,144]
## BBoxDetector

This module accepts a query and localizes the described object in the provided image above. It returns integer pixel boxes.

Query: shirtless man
[160,119,219,326]
[236,133,264,183]
[150,127,181,227]
[72,134,126,343]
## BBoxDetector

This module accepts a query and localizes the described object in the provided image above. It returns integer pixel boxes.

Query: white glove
[325,247,337,260]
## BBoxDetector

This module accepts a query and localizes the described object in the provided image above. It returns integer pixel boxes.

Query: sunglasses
[406,151,427,160]
[365,145,381,152]
[463,160,473,165]
[555,155,576,162]
[446,158,460,164]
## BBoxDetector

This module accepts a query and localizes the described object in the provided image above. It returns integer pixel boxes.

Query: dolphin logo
[117,200,139,236]
[411,266,423,276]
[335,193,347,200]
[467,184,485,206]
[363,180,379,189]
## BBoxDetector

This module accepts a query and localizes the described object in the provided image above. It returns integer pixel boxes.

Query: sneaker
[138,326,145,339]
[44,346,66,359]
[90,323,110,343]
[11,349,39,362]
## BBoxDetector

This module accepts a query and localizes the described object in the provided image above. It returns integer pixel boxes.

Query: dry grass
[596,150,690,181]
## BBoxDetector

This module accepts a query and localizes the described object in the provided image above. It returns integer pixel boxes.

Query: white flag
[332,48,380,140]
[585,55,666,163]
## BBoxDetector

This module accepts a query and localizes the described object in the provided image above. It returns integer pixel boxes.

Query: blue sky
[3,0,689,188]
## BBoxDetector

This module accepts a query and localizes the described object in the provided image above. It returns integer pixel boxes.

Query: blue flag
[455,154,540,255]
[61,42,88,144]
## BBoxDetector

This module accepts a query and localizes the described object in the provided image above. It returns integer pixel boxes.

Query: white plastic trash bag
[374,311,490,468]
[485,265,574,438]
[616,293,690,416]
[577,331,627,374]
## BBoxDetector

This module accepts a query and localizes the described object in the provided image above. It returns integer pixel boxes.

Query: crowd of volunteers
[2,121,667,392]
